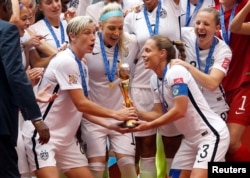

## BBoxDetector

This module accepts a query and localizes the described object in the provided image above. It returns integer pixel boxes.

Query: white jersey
[124,0,181,88]
[84,32,138,116]
[24,48,88,146]
[181,27,231,117]
[150,64,227,138]
[75,0,93,16]
[20,30,34,69]
[28,19,68,51]
[180,0,216,27]
[85,0,143,23]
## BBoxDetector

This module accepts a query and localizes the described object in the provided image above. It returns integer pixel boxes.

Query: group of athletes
[11,0,250,178]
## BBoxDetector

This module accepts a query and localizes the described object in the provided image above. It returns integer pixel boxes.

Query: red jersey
[215,0,250,92]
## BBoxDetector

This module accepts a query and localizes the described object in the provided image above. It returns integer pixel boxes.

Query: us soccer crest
[40,150,49,161]
[68,74,77,84]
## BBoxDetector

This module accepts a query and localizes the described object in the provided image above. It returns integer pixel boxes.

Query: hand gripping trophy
[118,63,136,128]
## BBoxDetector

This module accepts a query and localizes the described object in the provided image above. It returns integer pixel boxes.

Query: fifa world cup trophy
[118,63,136,128]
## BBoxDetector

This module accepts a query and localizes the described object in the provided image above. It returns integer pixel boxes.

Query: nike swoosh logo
[153,88,158,91]
[197,160,204,163]
[92,52,100,55]
[136,17,142,20]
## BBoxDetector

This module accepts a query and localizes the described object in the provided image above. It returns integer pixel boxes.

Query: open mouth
[198,32,206,39]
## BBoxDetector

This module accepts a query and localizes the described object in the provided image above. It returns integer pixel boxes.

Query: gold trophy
[118,63,136,128]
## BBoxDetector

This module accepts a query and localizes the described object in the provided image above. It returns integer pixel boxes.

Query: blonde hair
[66,16,94,42]
[99,2,127,59]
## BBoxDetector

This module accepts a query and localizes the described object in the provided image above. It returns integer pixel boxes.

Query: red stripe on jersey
[174,78,184,84]
[222,58,231,69]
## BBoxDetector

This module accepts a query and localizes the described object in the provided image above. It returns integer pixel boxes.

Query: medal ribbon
[143,0,161,36]
[99,32,119,83]
[69,49,88,97]
[43,17,65,48]
[219,3,238,45]
[185,0,204,26]
[195,37,216,74]
[157,65,168,113]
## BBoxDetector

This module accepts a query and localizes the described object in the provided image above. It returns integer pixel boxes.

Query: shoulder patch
[68,74,77,84]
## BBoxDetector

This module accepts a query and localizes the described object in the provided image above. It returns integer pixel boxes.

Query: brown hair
[198,7,220,26]
[150,35,186,62]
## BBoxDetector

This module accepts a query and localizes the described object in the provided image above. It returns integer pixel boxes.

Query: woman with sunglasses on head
[81,2,139,178]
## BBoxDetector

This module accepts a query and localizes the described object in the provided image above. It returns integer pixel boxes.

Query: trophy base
[120,120,137,128]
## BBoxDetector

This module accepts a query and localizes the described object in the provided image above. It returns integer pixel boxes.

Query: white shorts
[130,87,157,137]
[81,119,135,158]
[171,127,230,170]
[24,130,88,173]
[16,114,31,175]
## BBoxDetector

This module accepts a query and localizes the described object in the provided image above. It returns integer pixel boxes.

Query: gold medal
[109,82,114,89]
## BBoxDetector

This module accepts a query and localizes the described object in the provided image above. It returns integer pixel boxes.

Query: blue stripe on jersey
[172,83,188,97]
[187,88,220,162]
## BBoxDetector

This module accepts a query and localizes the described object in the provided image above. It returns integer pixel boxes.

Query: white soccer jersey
[75,0,92,16]
[85,0,143,23]
[180,0,216,27]
[23,48,88,145]
[124,0,181,88]
[28,19,68,51]
[84,32,138,113]
[81,32,138,157]
[150,64,227,138]
[181,27,231,117]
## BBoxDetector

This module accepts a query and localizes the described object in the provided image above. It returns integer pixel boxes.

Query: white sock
[139,157,157,178]
[89,162,105,178]
[117,157,137,178]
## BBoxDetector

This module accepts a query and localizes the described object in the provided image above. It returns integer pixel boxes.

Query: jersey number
[200,144,209,159]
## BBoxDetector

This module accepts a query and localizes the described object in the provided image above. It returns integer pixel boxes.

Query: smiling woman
[81,2,139,178]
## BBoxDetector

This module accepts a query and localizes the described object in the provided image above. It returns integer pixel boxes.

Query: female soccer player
[131,35,230,178]
[216,0,250,162]
[22,15,137,178]
[171,7,232,120]
[81,2,139,178]
[124,0,182,177]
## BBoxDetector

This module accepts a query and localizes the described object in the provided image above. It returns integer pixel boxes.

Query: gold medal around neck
[109,82,114,89]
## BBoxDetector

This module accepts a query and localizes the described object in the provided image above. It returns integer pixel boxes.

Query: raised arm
[170,59,228,92]
[230,0,250,35]
[9,0,19,24]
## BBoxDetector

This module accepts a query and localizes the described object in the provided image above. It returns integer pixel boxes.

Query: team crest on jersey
[173,77,184,84]
[221,57,230,69]
[40,150,49,161]
[68,74,77,84]
[172,85,179,96]
[160,8,167,18]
